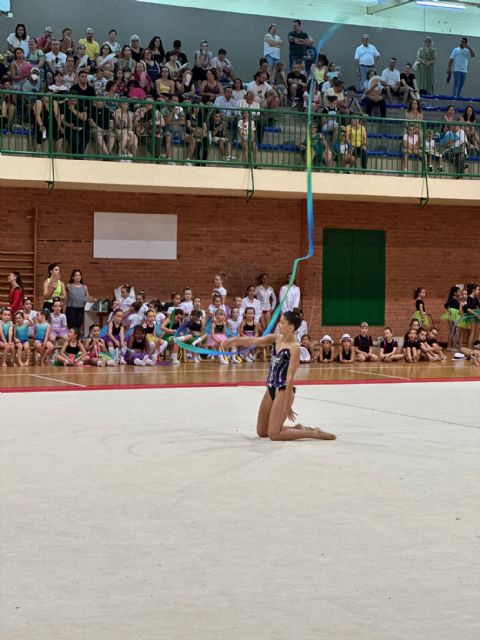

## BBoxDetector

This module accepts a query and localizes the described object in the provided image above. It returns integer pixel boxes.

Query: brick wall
[0,187,478,341]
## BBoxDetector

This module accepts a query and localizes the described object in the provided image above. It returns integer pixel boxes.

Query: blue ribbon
[175,84,317,358]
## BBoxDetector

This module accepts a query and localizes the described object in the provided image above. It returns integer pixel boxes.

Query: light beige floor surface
[1,382,480,639]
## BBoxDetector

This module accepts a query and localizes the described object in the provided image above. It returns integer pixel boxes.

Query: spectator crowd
[0,21,479,173]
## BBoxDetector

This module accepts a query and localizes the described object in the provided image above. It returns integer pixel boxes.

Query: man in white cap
[37,26,53,53]
[79,27,100,62]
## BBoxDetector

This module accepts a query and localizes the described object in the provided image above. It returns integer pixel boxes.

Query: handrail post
[48,93,53,158]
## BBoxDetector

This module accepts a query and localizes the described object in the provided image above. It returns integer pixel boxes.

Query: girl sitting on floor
[239,306,261,362]
[85,324,115,367]
[379,327,404,362]
[143,309,168,361]
[105,308,126,362]
[56,328,89,366]
[124,325,155,366]
[161,308,184,365]
[207,308,229,365]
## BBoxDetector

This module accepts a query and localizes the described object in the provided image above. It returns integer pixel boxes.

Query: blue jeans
[264,53,279,69]
[453,71,467,98]
[289,54,304,70]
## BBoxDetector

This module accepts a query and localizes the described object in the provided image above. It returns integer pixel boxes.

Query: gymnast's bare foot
[293,423,336,440]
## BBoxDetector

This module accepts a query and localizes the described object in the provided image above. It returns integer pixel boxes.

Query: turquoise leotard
[1,321,12,340]
[15,323,30,343]
[35,322,49,342]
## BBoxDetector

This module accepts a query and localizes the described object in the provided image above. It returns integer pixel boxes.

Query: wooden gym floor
[0,358,478,392]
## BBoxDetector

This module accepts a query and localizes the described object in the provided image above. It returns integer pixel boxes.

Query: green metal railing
[1,89,480,178]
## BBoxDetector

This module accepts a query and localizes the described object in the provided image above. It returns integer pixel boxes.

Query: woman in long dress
[415,36,436,95]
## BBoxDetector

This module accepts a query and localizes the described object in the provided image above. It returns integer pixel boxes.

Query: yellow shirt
[312,65,326,84]
[346,124,365,148]
[79,37,100,60]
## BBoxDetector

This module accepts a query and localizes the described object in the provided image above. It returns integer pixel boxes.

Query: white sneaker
[119,356,126,365]
[145,358,155,366]
[134,357,146,366]
[193,354,200,363]
[218,355,229,365]
[106,360,116,367]
[171,357,180,365]
[245,354,253,362]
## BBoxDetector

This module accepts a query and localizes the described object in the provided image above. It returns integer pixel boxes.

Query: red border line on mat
[0,376,478,394]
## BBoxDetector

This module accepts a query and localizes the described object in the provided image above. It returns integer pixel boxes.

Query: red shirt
[9,287,23,314]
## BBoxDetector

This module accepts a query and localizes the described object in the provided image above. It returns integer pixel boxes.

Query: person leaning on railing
[238,110,257,165]
[345,116,367,170]
[0,86,15,129]
[90,95,115,156]
[113,100,138,158]
[33,87,64,151]
[299,122,332,168]
[61,92,90,155]
[462,105,480,151]
[163,96,195,161]
[441,123,466,176]
[134,95,165,159]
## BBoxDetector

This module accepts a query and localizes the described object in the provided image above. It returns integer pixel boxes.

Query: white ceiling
[137,0,480,36]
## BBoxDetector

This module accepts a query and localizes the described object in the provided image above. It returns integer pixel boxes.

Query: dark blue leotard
[267,342,292,400]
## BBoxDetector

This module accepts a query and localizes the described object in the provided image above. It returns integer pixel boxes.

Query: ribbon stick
[175,82,317,358]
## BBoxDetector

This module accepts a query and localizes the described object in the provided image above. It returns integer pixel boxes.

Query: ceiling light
[416,1,466,9]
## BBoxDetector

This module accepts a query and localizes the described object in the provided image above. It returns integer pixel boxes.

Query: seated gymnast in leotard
[224,310,336,441]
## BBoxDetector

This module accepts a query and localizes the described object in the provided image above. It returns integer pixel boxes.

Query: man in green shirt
[288,19,313,70]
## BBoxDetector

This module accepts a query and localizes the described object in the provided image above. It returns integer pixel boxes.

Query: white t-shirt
[45,51,67,70]
[104,40,121,55]
[240,297,262,323]
[236,99,261,116]
[232,88,246,102]
[450,47,471,73]
[403,133,419,149]
[118,295,135,312]
[212,286,227,299]
[208,304,227,315]
[264,33,282,60]
[227,317,242,336]
[295,320,308,342]
[179,300,194,315]
[247,80,272,103]
[7,33,30,56]
[255,285,277,311]
[381,68,400,87]
[354,43,380,66]
[279,284,300,313]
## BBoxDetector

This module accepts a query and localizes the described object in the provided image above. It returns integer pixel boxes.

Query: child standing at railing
[425,129,442,173]
[402,124,420,171]
[345,117,368,170]
[238,111,257,164]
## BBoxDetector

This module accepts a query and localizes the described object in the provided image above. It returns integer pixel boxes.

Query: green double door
[322,229,386,326]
